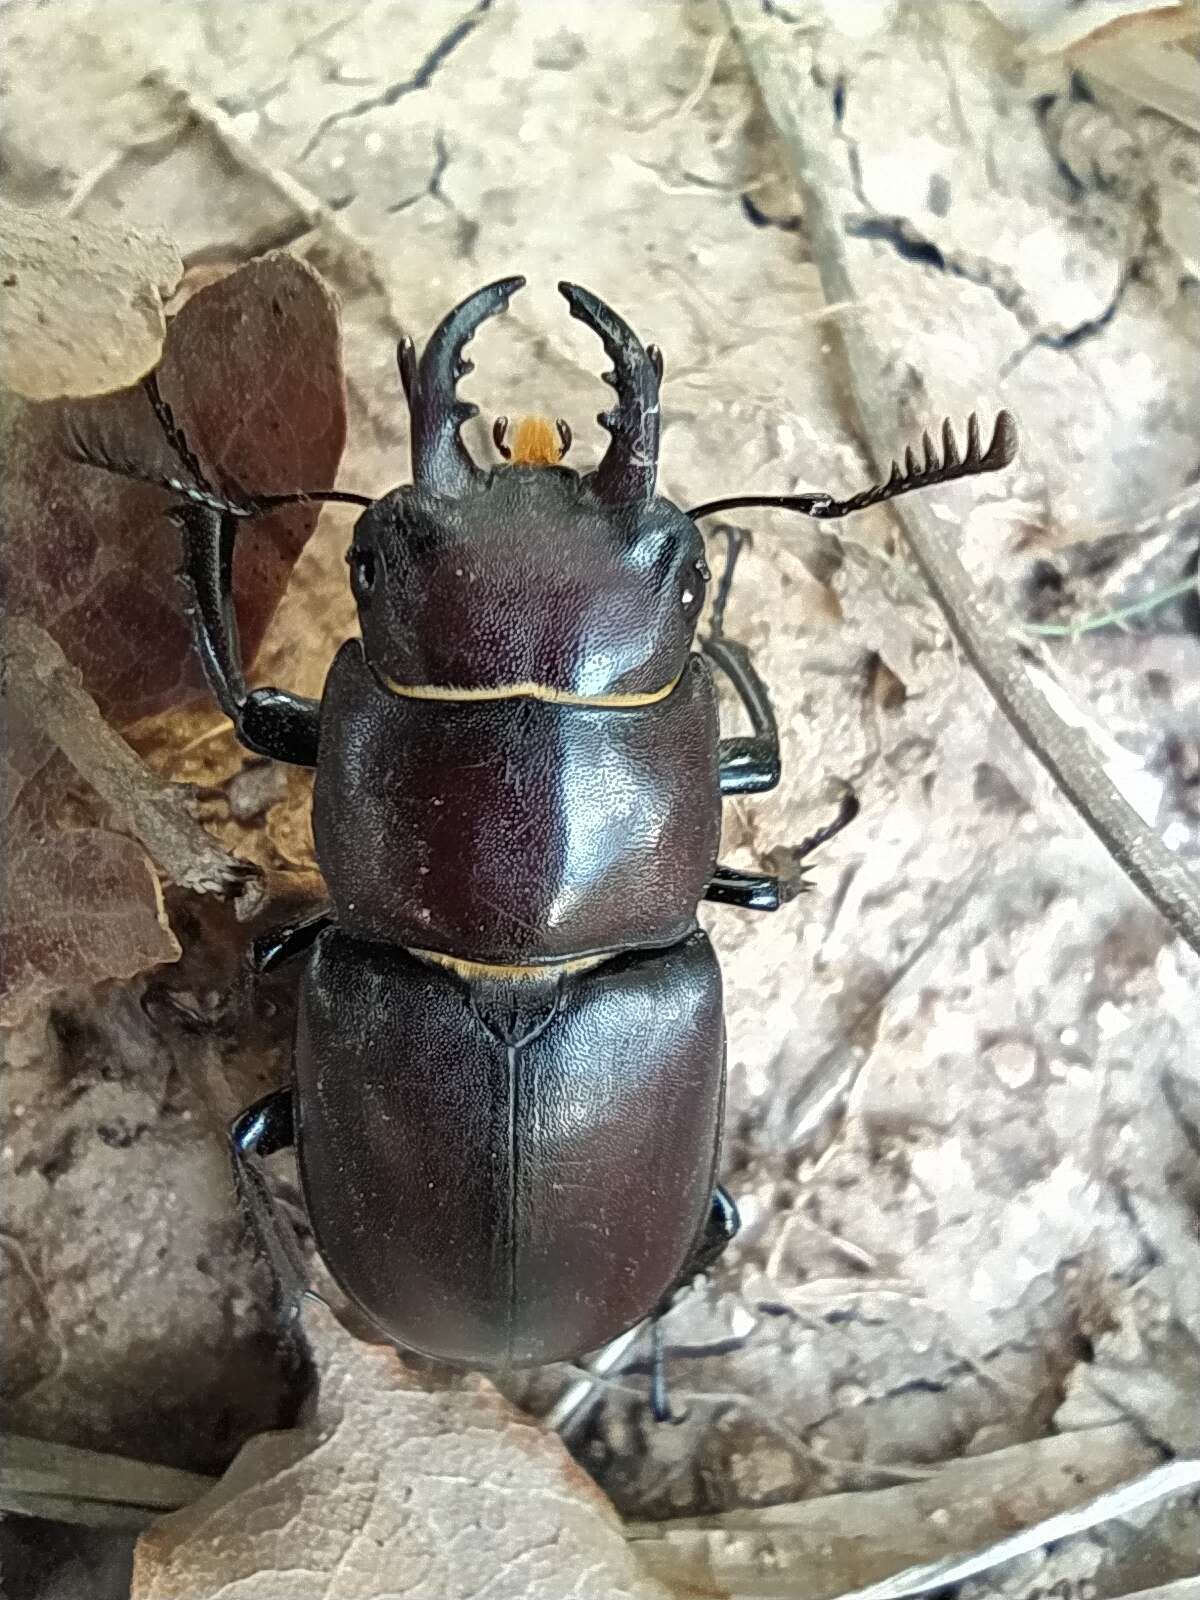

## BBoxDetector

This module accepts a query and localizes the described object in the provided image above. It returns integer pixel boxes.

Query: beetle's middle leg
[703,525,781,798]
[250,909,335,975]
[704,792,860,912]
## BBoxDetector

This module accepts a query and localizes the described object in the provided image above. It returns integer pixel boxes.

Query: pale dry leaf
[978,0,1200,54]
[132,1301,673,1600]
[0,662,179,1023]
[0,199,182,399]
[0,826,179,1029]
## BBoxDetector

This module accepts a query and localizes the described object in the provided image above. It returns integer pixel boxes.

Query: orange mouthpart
[493,414,572,467]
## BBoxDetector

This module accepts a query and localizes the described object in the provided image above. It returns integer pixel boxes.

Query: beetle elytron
[75,277,1014,1406]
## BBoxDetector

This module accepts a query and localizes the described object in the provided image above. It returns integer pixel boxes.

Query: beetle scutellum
[73,277,1015,1416]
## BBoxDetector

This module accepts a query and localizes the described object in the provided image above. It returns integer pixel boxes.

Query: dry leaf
[1,681,179,1028]
[0,824,179,1029]
[132,1302,673,1600]
[0,619,264,1025]
[0,199,182,399]
[2,249,348,724]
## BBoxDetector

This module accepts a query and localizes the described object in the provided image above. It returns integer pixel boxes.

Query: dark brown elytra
[69,275,1016,1419]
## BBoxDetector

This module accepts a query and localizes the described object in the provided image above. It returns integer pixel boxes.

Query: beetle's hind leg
[649,1185,741,1423]
[703,525,782,798]
[230,1089,310,1322]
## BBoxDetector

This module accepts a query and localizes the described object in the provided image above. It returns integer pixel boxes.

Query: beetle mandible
[75,277,1015,1409]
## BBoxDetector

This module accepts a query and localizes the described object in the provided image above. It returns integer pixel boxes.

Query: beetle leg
[649,1318,677,1423]
[705,864,791,911]
[654,1186,740,1308]
[705,793,860,911]
[688,1184,740,1276]
[230,1089,309,1321]
[250,909,335,975]
[709,638,782,797]
[646,1185,740,1422]
[702,526,782,796]
[175,502,321,766]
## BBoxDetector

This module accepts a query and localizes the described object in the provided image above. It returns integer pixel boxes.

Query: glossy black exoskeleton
[74,277,1015,1406]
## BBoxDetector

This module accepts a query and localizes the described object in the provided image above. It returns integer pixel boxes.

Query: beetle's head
[348,279,708,703]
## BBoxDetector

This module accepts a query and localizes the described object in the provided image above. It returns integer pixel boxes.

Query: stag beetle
[74,277,1015,1412]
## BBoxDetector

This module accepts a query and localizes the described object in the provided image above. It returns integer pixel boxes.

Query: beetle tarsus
[649,1318,681,1424]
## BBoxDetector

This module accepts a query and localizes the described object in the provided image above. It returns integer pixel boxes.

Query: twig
[627,1422,1177,1596]
[1,617,263,916]
[724,0,1200,958]
[0,1430,214,1531]
[543,1320,648,1435]
[143,71,405,337]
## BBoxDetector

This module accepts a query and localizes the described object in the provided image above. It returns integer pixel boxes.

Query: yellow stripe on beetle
[379,671,682,707]
[413,948,609,982]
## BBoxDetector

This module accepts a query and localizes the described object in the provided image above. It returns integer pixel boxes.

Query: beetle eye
[348,546,377,599]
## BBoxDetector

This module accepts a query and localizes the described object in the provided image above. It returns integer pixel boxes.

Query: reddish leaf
[2,251,348,725]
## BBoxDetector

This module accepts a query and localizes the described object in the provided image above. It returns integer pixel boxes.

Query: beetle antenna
[687,409,1016,523]
[409,276,526,496]
[558,282,660,505]
[143,369,213,495]
[63,419,250,515]
[64,371,373,515]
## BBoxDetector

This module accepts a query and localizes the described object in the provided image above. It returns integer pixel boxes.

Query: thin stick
[2,617,263,915]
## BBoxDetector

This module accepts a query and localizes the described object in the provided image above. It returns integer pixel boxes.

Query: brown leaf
[0,826,179,1029]
[132,1302,674,1600]
[2,250,348,724]
[0,200,182,400]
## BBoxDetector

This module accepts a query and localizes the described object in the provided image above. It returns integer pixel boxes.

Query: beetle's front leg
[708,630,781,796]
[701,525,781,796]
[249,908,335,975]
[176,503,320,766]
